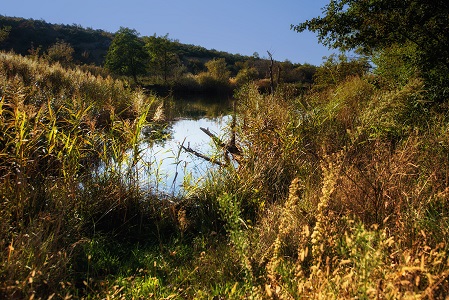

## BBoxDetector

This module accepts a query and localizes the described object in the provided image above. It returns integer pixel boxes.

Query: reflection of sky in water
[138,116,230,196]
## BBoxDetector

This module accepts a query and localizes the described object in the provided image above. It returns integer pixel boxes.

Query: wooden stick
[181,145,223,166]
[200,127,226,148]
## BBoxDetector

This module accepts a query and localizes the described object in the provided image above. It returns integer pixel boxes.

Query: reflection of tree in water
[143,95,230,147]
[163,96,232,121]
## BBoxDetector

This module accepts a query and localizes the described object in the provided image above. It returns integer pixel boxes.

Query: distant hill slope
[0,16,113,65]
[0,15,248,69]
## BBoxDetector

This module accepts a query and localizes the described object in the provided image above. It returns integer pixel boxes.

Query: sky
[2,0,336,65]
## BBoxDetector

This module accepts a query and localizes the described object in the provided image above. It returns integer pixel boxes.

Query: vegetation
[0,16,316,95]
[292,0,449,101]
[1,4,449,298]
[105,27,149,84]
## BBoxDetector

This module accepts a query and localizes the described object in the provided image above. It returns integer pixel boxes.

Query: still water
[135,96,232,197]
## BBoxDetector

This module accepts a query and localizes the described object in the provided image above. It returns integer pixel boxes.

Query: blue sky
[2,0,336,65]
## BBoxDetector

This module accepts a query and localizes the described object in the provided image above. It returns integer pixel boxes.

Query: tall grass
[2,50,449,298]
[0,52,170,298]
[225,76,449,298]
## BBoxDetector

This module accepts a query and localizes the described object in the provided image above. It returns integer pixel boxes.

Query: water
[135,96,232,197]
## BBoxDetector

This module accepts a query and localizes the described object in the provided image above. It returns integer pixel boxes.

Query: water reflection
[140,115,231,196]
[163,95,231,120]
[137,96,232,196]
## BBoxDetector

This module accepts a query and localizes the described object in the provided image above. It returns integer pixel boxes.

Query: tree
[292,0,449,100]
[45,40,74,66]
[235,67,258,86]
[105,27,148,83]
[0,26,11,43]
[205,58,230,82]
[144,34,180,84]
[196,58,231,93]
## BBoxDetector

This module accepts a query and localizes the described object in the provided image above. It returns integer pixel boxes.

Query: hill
[0,15,316,92]
[0,15,248,70]
[0,15,113,65]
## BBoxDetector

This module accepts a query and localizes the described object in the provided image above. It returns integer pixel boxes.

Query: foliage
[229,71,449,298]
[44,40,74,66]
[144,34,181,83]
[193,58,232,94]
[0,25,10,43]
[293,0,449,100]
[372,42,420,89]
[3,7,449,298]
[292,0,449,56]
[105,27,149,83]
[312,53,370,90]
[0,15,113,65]
[204,58,231,82]
[235,66,258,86]
[0,51,167,298]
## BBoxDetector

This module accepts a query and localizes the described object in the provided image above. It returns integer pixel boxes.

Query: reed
[233,74,449,298]
[0,51,167,298]
[2,49,449,298]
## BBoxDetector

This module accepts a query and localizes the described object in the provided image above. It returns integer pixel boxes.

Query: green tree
[0,26,11,43]
[372,42,419,89]
[292,0,449,100]
[144,34,180,84]
[105,27,148,83]
[205,58,230,82]
[45,40,74,66]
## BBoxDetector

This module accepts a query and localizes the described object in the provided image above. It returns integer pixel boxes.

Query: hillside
[0,15,248,70]
[0,16,113,65]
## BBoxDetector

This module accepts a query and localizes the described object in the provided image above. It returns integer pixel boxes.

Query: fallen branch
[181,144,223,166]
[200,127,226,148]
[200,126,240,156]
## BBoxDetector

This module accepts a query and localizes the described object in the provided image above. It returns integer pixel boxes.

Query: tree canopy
[293,0,449,100]
[144,34,180,83]
[105,27,148,83]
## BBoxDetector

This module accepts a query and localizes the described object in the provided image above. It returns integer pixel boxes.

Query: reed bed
[0,52,170,298]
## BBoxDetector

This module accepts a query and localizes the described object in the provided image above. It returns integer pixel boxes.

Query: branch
[181,144,223,166]
[200,127,226,147]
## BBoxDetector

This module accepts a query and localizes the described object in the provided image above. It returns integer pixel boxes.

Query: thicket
[181,53,449,298]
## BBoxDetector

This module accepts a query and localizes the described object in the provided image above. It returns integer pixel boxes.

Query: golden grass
[0,51,164,298]
[2,50,449,298]
[229,77,449,299]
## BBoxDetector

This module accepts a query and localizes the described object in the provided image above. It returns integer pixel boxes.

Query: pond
[136,96,233,197]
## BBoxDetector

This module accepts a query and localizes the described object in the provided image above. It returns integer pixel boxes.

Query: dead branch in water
[200,127,226,148]
[181,144,224,166]
[182,100,241,166]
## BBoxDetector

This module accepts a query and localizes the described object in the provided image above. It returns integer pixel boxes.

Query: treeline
[0,16,317,94]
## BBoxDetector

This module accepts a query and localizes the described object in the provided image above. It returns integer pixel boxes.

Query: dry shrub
[239,74,449,298]
[235,83,305,205]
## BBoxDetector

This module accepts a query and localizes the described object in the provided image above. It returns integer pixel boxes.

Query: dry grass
[0,51,166,298]
[2,50,449,298]
[229,76,449,299]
